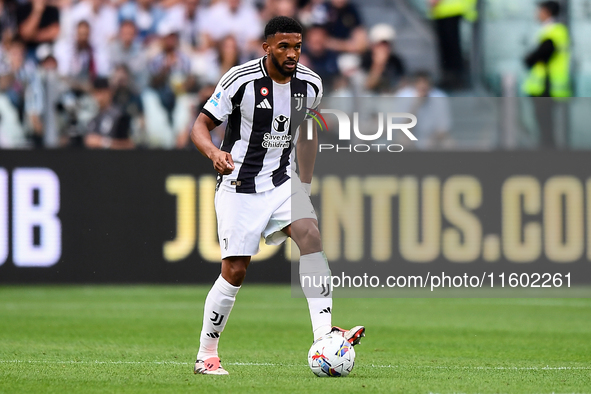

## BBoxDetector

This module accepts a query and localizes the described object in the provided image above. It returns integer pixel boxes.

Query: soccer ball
[308,334,355,377]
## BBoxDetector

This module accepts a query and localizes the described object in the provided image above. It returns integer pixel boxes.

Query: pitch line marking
[0,360,589,371]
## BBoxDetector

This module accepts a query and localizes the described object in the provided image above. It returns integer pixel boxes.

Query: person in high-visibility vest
[523,1,571,148]
[429,0,478,89]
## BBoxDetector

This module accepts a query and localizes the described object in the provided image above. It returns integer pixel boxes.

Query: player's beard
[270,52,296,77]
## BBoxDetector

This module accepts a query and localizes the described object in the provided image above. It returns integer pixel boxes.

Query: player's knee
[223,259,249,286]
[229,265,247,283]
[298,224,322,252]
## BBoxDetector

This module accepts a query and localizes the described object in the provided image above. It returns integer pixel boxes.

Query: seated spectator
[0,0,17,41]
[297,0,327,28]
[300,24,338,91]
[85,77,134,149]
[395,71,452,150]
[330,52,364,97]
[55,20,97,92]
[164,0,205,51]
[109,20,148,90]
[16,0,60,59]
[175,83,220,149]
[148,22,191,121]
[199,0,262,61]
[0,39,37,125]
[315,0,367,54]
[26,44,68,148]
[216,35,239,76]
[261,0,299,21]
[0,38,32,148]
[361,23,405,94]
[110,64,144,143]
[66,0,118,76]
[118,0,167,43]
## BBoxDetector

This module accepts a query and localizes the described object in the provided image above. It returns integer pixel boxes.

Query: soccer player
[190,16,365,375]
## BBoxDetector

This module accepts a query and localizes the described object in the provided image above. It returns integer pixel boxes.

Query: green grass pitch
[0,285,590,393]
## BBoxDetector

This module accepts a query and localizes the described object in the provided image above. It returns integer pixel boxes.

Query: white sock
[197,275,240,360]
[299,251,333,340]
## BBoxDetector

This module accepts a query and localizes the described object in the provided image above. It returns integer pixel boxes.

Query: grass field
[0,285,590,393]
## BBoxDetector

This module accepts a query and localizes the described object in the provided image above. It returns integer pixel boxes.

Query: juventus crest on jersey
[202,56,323,194]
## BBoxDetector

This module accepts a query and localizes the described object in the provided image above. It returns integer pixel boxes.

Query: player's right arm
[191,70,239,175]
[190,113,235,175]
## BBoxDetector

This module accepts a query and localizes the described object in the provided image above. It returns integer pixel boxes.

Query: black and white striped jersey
[201,56,323,194]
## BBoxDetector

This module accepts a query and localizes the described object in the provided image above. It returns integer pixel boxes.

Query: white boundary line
[0,360,589,370]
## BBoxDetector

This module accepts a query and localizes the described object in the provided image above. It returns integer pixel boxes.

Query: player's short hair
[539,1,560,16]
[264,16,303,39]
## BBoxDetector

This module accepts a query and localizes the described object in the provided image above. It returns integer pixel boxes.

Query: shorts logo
[230,180,242,186]
[222,238,228,250]
[260,87,269,96]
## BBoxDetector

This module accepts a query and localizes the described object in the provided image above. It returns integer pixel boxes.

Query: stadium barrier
[1,150,590,284]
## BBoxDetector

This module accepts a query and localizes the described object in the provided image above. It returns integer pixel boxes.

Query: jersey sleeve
[311,80,323,110]
[303,77,323,122]
[201,73,235,126]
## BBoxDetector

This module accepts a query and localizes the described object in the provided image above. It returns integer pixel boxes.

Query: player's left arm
[297,120,317,185]
[298,78,323,190]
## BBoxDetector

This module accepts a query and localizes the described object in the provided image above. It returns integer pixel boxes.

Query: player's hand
[210,150,235,175]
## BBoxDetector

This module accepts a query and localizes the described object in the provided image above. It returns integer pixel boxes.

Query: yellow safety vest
[431,0,478,22]
[522,22,571,98]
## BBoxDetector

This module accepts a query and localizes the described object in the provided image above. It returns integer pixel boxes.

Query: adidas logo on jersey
[256,98,272,109]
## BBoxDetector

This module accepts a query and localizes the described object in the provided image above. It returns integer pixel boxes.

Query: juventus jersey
[202,56,323,194]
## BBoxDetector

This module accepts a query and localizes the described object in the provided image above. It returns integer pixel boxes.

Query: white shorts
[214,174,317,259]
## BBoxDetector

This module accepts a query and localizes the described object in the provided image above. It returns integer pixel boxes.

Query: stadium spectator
[109,20,148,90]
[261,0,299,21]
[0,39,37,126]
[0,0,18,39]
[361,23,405,95]
[522,0,571,149]
[85,76,134,149]
[216,35,240,76]
[65,0,118,76]
[164,0,205,51]
[299,24,338,91]
[26,43,67,148]
[16,0,60,58]
[429,0,477,89]
[198,0,262,61]
[315,0,367,54]
[147,22,191,122]
[118,0,167,43]
[55,20,97,92]
[174,83,217,150]
[396,71,451,149]
[110,63,144,144]
[330,52,364,97]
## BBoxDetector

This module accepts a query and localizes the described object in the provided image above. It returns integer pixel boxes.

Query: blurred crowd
[0,0,449,150]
